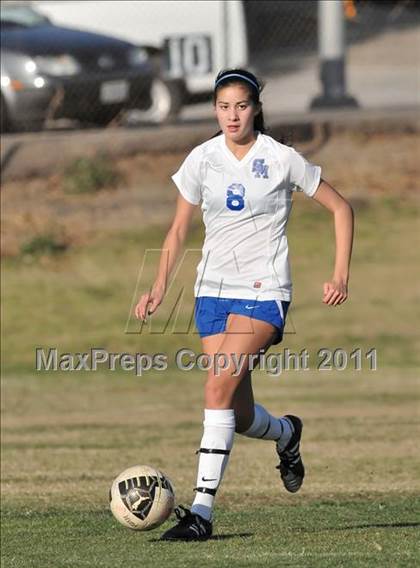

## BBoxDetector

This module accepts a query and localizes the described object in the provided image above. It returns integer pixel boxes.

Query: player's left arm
[312,178,354,306]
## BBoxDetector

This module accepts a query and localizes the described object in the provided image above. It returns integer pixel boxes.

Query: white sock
[241,403,293,450]
[190,408,235,522]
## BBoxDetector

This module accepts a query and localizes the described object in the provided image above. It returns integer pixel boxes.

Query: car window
[1,6,50,28]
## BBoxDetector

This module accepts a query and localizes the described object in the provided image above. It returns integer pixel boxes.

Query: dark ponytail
[254,107,266,134]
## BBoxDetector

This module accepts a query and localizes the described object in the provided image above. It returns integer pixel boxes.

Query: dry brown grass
[2,369,419,511]
[1,131,419,257]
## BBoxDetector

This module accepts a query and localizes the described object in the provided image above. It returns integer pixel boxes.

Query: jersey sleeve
[288,147,322,198]
[171,146,202,205]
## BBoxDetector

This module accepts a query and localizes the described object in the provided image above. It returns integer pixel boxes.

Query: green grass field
[2,370,419,567]
[2,193,420,567]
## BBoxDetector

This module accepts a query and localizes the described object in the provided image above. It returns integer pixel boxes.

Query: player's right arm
[134,194,198,322]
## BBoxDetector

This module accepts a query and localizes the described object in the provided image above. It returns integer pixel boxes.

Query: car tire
[127,77,185,125]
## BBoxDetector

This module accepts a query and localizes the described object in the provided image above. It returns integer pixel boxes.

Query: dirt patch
[1,131,419,257]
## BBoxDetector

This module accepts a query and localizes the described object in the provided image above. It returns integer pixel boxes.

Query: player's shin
[190,408,235,521]
[240,403,293,449]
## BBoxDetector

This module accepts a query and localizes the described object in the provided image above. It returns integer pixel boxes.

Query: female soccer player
[135,68,354,541]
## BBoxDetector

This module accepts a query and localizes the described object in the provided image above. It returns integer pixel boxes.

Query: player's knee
[204,376,235,408]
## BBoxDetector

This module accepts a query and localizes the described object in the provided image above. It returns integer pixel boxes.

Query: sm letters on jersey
[252,158,269,179]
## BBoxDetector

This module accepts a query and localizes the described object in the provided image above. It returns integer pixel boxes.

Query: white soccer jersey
[171,132,321,301]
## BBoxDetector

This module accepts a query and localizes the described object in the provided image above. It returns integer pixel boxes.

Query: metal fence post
[221,0,229,69]
[311,0,358,109]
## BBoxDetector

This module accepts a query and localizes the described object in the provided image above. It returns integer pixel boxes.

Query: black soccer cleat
[160,505,213,541]
[275,414,305,493]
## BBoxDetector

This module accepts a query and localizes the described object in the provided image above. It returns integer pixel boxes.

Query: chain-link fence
[246,0,420,64]
[244,0,419,115]
[1,0,419,132]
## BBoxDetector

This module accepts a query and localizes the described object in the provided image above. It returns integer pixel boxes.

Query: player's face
[215,84,259,143]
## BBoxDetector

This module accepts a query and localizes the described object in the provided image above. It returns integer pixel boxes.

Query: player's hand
[323,279,348,306]
[134,283,165,321]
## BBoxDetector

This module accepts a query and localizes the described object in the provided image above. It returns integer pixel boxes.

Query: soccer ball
[109,465,175,530]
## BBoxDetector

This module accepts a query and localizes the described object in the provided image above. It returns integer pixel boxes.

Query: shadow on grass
[149,532,253,543]
[303,521,420,533]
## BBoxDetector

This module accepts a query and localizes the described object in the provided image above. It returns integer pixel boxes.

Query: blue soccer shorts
[194,296,290,345]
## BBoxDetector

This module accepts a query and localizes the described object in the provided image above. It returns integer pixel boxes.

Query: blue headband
[215,73,260,93]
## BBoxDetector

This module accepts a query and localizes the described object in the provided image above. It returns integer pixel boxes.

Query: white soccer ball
[109,465,175,530]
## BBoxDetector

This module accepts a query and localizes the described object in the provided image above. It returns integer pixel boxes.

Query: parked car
[33,0,248,101]
[0,4,185,131]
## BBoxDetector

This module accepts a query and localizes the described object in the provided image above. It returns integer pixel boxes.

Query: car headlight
[33,54,81,76]
[128,47,149,67]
